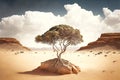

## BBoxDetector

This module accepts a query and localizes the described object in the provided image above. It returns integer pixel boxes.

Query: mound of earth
[78,33,120,50]
[33,58,80,75]
[0,38,30,51]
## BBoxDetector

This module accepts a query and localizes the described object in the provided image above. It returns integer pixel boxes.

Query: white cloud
[103,8,120,32]
[0,3,120,48]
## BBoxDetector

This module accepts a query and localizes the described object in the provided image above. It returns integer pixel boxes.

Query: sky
[0,0,120,18]
[0,0,120,48]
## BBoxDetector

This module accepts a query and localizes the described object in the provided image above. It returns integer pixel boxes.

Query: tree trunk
[58,44,67,62]
[58,52,63,63]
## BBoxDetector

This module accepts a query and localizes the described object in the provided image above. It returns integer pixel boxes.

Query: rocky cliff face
[0,38,30,51]
[0,38,21,45]
[78,33,120,50]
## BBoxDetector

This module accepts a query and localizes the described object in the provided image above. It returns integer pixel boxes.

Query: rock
[0,38,30,51]
[78,33,120,50]
[0,38,21,44]
[72,65,80,74]
[40,58,80,74]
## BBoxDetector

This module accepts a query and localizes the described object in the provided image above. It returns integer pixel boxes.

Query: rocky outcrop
[78,33,120,50]
[0,38,30,51]
[34,58,80,74]
[0,38,21,44]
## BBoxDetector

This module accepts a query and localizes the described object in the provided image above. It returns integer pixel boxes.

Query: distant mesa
[0,38,30,51]
[78,33,120,50]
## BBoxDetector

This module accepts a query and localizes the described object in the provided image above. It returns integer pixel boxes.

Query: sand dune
[0,49,120,80]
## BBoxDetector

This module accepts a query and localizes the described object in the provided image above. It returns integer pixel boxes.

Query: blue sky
[0,0,120,18]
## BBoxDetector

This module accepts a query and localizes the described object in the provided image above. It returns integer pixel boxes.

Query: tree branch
[52,43,60,58]
[58,40,71,61]
[59,40,63,52]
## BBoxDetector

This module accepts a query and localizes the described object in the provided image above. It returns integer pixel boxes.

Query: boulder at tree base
[36,58,80,74]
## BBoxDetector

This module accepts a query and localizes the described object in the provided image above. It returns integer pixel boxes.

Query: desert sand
[0,48,120,80]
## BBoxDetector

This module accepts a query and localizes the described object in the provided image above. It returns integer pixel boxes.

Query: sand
[0,48,120,80]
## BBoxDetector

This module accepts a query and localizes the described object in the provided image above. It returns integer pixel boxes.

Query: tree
[35,24,83,74]
[35,24,83,61]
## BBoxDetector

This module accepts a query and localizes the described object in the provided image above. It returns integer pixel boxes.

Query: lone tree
[35,24,83,74]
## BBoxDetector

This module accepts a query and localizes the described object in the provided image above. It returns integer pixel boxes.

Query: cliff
[78,33,120,50]
[0,38,30,51]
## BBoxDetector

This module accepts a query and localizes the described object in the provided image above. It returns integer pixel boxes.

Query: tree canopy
[35,24,83,45]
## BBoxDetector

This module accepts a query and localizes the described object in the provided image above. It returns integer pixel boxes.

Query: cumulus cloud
[103,8,120,32]
[0,3,120,48]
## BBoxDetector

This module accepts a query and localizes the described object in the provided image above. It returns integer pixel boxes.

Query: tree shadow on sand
[18,66,60,76]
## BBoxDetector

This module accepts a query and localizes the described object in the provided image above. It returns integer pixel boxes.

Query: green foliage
[35,24,83,45]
